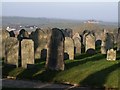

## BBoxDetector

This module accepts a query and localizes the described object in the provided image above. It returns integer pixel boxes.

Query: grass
[2,51,120,88]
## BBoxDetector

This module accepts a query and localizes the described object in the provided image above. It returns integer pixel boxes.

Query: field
[2,51,120,89]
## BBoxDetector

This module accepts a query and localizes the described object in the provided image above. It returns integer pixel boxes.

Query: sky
[2,2,118,22]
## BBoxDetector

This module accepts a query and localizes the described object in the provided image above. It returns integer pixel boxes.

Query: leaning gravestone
[64,37,74,60]
[73,37,81,54]
[21,39,34,68]
[5,37,19,67]
[46,28,65,71]
[107,49,116,61]
[85,33,95,54]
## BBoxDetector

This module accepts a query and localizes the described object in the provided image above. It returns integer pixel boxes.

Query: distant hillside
[2,16,83,28]
[1,16,118,33]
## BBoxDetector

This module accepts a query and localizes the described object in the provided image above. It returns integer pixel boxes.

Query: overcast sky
[2,2,118,22]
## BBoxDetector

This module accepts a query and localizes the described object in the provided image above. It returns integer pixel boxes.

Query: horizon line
[1,15,118,23]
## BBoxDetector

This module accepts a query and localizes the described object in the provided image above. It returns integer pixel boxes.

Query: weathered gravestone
[107,49,116,61]
[21,39,34,68]
[46,28,65,71]
[0,29,2,58]
[73,37,81,54]
[73,33,81,40]
[17,29,29,41]
[31,28,48,60]
[64,28,73,38]
[2,30,10,59]
[117,33,120,51]
[101,32,107,54]
[101,33,114,54]
[64,37,74,60]
[106,33,114,50]
[9,31,15,37]
[5,37,19,67]
[85,33,95,54]
[82,30,90,45]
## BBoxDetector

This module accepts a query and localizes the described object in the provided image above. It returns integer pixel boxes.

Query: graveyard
[1,23,120,89]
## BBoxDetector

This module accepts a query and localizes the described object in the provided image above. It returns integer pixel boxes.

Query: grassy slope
[2,51,120,88]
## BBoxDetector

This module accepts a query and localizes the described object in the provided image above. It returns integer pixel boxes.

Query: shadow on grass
[16,60,45,80]
[66,54,106,69]
[74,53,95,60]
[116,51,120,60]
[32,69,60,82]
[80,62,119,88]
[2,64,16,78]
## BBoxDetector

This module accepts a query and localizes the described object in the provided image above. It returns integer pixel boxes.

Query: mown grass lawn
[2,51,120,88]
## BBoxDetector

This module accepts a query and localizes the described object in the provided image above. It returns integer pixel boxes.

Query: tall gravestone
[46,28,65,71]
[5,37,19,67]
[107,49,116,61]
[21,39,34,68]
[85,33,95,54]
[73,37,81,54]
[64,37,74,60]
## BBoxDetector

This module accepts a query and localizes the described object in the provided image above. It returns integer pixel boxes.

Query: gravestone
[46,28,65,71]
[9,31,15,37]
[107,49,116,61]
[2,30,10,58]
[5,37,19,67]
[101,32,107,54]
[0,30,2,58]
[64,37,74,60]
[21,39,34,68]
[85,33,95,54]
[64,28,73,37]
[106,33,114,50]
[82,30,90,45]
[73,37,81,54]
[73,33,81,39]
[117,33,120,51]
[17,29,29,41]
[32,28,48,60]
[101,33,114,54]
